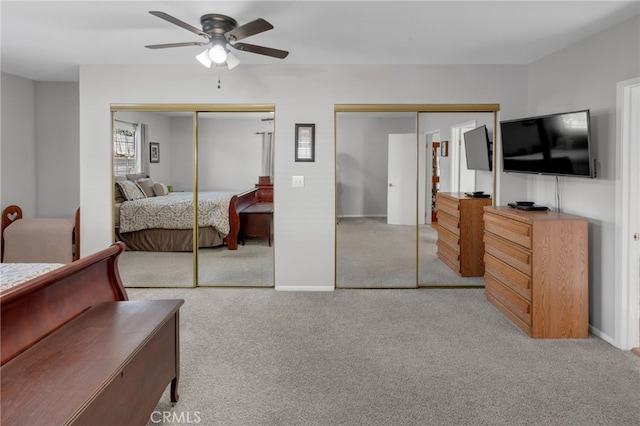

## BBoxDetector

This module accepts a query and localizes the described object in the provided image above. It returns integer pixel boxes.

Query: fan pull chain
[218,67,221,89]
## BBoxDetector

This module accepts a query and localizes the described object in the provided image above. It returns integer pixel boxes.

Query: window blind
[113,121,138,175]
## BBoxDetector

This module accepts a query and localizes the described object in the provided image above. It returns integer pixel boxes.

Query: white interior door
[628,83,640,349]
[451,120,476,192]
[616,77,640,350]
[387,134,416,225]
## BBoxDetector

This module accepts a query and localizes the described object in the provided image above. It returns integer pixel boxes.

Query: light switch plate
[292,175,305,187]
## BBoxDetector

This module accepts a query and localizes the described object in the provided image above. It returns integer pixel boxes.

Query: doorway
[616,77,640,352]
[387,133,419,226]
[425,131,440,224]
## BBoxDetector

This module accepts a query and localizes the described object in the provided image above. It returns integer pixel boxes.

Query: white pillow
[116,180,146,201]
[153,182,169,196]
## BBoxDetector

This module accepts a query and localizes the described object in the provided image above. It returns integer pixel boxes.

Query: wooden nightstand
[239,203,273,246]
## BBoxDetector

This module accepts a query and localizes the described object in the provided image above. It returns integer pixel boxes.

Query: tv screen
[500,110,594,178]
[464,125,492,171]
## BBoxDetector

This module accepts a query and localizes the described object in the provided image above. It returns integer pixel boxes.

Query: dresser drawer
[437,195,460,218]
[437,240,460,272]
[485,276,532,326]
[484,253,532,301]
[437,225,460,249]
[438,211,460,235]
[484,212,532,249]
[483,232,532,276]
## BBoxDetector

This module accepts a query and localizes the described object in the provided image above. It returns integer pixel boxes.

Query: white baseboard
[337,214,387,219]
[589,324,617,348]
[276,285,334,292]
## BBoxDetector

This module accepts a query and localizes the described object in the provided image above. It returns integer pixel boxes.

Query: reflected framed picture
[150,142,160,163]
[295,123,315,162]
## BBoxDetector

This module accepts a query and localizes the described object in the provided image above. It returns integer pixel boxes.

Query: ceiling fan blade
[149,11,209,38]
[231,42,289,59]
[145,42,208,49]
[225,18,273,41]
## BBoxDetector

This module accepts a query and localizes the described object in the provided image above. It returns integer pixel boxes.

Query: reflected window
[113,120,148,175]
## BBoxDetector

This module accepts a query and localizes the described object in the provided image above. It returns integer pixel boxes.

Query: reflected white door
[387,134,416,225]
[451,121,476,193]
[628,83,640,348]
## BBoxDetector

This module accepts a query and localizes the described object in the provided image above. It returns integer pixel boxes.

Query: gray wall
[524,16,640,343]
[336,114,415,217]
[1,74,79,218]
[113,112,266,192]
[35,82,79,217]
[1,73,37,217]
[195,115,268,192]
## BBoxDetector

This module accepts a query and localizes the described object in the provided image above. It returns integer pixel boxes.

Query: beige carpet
[118,241,274,288]
[337,217,485,288]
[121,217,483,289]
[129,287,640,426]
[337,217,416,288]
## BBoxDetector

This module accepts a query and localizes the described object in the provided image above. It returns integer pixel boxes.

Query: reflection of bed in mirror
[114,174,258,251]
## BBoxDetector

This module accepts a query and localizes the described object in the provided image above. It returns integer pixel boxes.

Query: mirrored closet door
[335,105,499,289]
[417,111,497,287]
[196,111,275,287]
[335,111,418,288]
[113,109,195,287]
[112,105,275,288]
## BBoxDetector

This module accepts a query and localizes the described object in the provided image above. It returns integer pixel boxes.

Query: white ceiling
[1,1,638,82]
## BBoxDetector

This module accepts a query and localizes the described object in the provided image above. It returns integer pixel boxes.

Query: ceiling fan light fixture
[226,51,241,70]
[196,49,213,68]
[209,44,227,64]
[147,11,289,70]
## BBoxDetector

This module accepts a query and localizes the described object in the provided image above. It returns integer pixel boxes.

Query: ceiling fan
[145,11,289,70]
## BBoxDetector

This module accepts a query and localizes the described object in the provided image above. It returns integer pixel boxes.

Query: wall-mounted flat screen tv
[464,125,492,171]
[500,109,595,178]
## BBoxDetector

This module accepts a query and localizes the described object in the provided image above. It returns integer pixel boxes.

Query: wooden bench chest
[1,242,184,425]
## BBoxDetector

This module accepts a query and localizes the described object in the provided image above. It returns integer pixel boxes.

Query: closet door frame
[334,104,500,288]
[111,103,275,288]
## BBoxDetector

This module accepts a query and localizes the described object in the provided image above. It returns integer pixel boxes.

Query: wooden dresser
[436,192,492,277]
[483,206,588,338]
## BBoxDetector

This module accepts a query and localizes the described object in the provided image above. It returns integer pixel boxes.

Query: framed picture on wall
[150,142,160,163]
[295,123,315,162]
